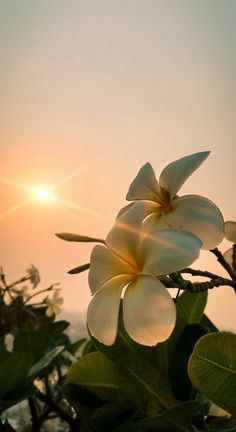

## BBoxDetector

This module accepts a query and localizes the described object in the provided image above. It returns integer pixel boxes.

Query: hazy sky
[1,0,236,329]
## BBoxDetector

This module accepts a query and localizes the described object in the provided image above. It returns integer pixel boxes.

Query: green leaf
[201,314,219,332]
[28,346,65,378]
[50,320,70,334]
[188,332,236,416]
[134,400,201,432]
[55,232,105,243]
[13,322,68,362]
[117,352,176,412]
[68,263,90,274]
[13,328,51,362]
[177,291,208,324]
[207,416,236,431]
[0,346,11,365]
[0,352,33,398]
[92,400,133,422]
[1,383,35,412]
[66,351,120,401]
[62,382,102,416]
[70,338,88,355]
[169,324,208,401]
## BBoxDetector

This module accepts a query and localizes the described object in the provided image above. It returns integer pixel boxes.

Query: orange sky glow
[1,1,236,331]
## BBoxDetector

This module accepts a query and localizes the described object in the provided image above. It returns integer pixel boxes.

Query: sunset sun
[33,186,55,203]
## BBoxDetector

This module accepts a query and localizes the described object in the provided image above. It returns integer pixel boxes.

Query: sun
[33,186,55,203]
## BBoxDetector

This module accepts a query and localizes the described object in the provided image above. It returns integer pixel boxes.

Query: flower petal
[159,151,210,200]
[117,201,161,221]
[223,248,233,267]
[87,275,128,346]
[141,229,201,275]
[106,202,145,268]
[89,244,134,294]
[123,275,176,346]
[126,162,165,204]
[144,194,224,250]
[224,221,236,243]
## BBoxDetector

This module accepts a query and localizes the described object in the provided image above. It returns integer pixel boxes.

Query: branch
[35,391,78,429]
[180,268,221,279]
[24,284,59,305]
[159,274,236,293]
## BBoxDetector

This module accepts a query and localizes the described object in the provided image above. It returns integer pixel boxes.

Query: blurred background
[1,0,235,330]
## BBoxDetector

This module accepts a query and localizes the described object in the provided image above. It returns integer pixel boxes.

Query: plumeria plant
[57,151,236,432]
[0,266,81,431]
[1,152,235,432]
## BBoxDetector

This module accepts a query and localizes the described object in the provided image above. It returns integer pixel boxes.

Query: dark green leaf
[50,320,70,334]
[0,352,33,398]
[188,332,236,416]
[28,346,65,378]
[66,351,120,401]
[0,346,11,365]
[92,399,133,422]
[117,352,176,412]
[62,382,102,417]
[169,324,208,401]
[207,416,236,431]
[70,338,88,355]
[68,263,90,274]
[177,291,208,324]
[1,383,35,412]
[13,328,50,362]
[201,314,219,332]
[134,401,201,432]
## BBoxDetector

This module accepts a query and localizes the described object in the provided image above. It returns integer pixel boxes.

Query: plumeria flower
[125,151,224,250]
[4,333,14,352]
[26,264,40,288]
[223,221,236,269]
[45,291,63,317]
[87,202,202,346]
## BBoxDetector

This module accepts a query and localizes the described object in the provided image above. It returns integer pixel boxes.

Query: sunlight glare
[33,186,54,203]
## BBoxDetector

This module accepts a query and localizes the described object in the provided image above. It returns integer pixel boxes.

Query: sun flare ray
[55,198,111,222]
[0,150,112,219]
[0,198,33,219]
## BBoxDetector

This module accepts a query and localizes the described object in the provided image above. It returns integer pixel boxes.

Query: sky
[1,0,236,330]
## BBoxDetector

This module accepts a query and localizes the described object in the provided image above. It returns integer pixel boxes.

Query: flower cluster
[87,151,224,346]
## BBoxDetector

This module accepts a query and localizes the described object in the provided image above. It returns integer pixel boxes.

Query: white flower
[4,333,14,352]
[126,151,224,250]
[26,264,40,288]
[45,291,63,317]
[87,202,202,346]
[223,221,236,268]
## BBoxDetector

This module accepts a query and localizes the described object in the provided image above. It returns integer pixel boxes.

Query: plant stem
[180,268,221,279]
[35,391,79,430]
[24,285,58,304]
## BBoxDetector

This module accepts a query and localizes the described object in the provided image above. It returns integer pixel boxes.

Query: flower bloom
[125,151,224,250]
[87,203,202,346]
[45,291,63,317]
[223,221,236,268]
[26,264,40,288]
